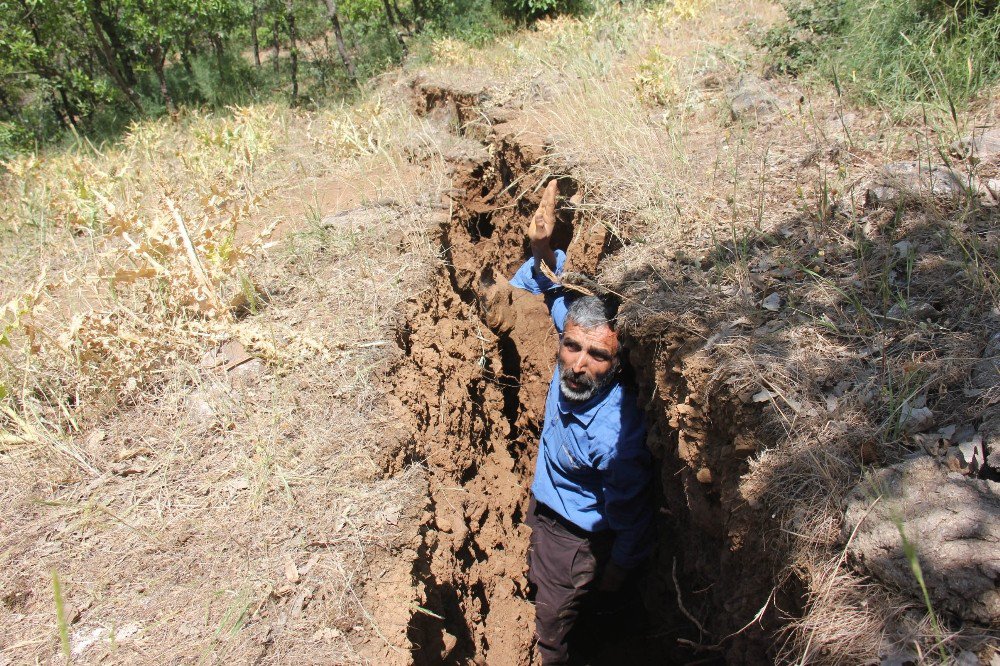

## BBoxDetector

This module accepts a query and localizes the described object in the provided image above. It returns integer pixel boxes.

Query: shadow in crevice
[407,514,478,666]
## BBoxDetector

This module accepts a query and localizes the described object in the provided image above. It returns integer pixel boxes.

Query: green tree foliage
[493,0,588,24]
[0,0,586,153]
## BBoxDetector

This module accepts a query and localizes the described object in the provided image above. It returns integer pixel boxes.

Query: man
[491,180,653,664]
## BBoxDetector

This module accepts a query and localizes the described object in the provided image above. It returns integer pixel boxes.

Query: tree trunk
[323,0,357,84]
[210,34,225,78]
[151,44,174,115]
[411,0,425,26]
[84,2,143,114]
[380,0,406,55]
[382,0,398,25]
[272,17,281,71]
[89,0,138,86]
[251,1,261,67]
[17,0,79,127]
[391,0,411,31]
[285,1,299,104]
[181,40,195,78]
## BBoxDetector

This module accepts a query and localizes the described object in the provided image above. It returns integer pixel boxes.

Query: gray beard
[558,361,617,403]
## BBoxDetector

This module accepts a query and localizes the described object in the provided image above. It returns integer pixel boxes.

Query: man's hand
[597,561,628,593]
[528,180,559,270]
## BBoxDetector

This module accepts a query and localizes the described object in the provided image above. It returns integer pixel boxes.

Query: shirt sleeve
[593,418,653,569]
[509,250,569,333]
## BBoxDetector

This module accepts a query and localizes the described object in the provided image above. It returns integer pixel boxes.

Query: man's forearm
[531,240,557,271]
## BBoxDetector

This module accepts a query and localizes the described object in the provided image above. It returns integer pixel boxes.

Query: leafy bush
[494,0,592,24]
[759,0,846,76]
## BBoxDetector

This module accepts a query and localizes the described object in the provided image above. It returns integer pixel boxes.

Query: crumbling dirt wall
[385,93,561,663]
[387,81,792,664]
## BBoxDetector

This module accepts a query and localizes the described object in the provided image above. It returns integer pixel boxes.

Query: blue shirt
[511,253,653,569]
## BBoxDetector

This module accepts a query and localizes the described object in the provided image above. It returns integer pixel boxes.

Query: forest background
[0,0,535,156]
[3,0,1000,159]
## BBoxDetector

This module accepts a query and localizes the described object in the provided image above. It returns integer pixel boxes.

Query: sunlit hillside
[2,0,998,663]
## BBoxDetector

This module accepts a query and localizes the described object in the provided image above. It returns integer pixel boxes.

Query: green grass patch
[762,0,1000,106]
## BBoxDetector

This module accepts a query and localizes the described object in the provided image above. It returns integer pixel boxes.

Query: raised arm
[481,180,568,333]
[527,180,559,271]
[509,180,569,331]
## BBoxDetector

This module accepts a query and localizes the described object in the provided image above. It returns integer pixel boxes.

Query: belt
[533,497,610,541]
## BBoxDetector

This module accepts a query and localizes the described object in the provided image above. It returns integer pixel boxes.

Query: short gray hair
[565,295,617,331]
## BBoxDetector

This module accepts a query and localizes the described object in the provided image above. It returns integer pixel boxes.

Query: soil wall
[386,81,790,664]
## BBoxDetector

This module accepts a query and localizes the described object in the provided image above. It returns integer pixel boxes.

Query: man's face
[557,321,620,402]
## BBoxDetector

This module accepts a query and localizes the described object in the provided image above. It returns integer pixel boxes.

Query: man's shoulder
[590,382,645,437]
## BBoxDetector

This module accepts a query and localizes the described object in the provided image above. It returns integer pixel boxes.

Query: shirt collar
[556,380,618,427]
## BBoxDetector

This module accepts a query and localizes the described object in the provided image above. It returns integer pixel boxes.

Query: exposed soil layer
[386,81,791,664]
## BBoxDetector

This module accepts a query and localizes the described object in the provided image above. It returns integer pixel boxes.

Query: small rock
[441,631,459,658]
[946,436,984,475]
[956,651,981,666]
[914,431,944,456]
[84,429,106,449]
[959,436,984,470]
[866,185,899,207]
[881,651,919,666]
[908,302,941,321]
[952,127,1000,164]
[71,626,110,657]
[866,162,995,207]
[202,340,263,379]
[115,622,141,640]
[227,476,250,493]
[987,178,1000,200]
[986,424,1000,471]
[284,554,300,584]
[761,293,782,311]
[971,333,1000,391]
[898,403,934,434]
[937,424,957,442]
[435,515,454,534]
[312,627,342,642]
[892,240,914,258]
[727,75,780,122]
[886,301,940,321]
[914,433,937,455]
[186,388,217,420]
[824,111,857,139]
[946,446,970,473]
[752,389,777,403]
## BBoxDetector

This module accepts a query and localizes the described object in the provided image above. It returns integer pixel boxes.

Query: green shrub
[763,0,1000,105]
[494,0,592,24]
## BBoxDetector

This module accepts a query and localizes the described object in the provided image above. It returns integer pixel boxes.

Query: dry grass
[0,87,458,661]
[0,96,452,431]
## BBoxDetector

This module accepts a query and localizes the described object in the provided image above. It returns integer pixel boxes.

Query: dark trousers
[526,496,613,665]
